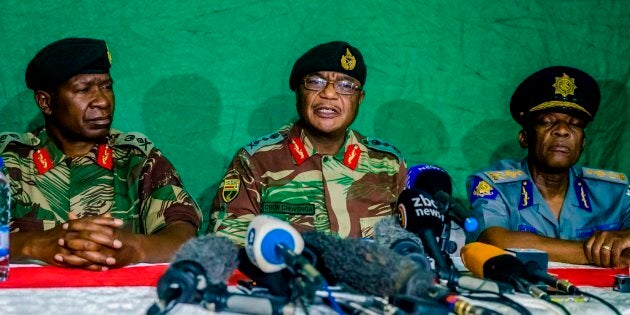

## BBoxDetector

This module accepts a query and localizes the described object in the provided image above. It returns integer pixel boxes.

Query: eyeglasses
[302,76,362,95]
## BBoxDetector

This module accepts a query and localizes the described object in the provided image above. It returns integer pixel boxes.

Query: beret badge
[552,73,576,97]
[340,48,356,71]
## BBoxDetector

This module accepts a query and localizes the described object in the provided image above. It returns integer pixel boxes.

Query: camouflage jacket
[211,122,407,245]
[0,129,201,235]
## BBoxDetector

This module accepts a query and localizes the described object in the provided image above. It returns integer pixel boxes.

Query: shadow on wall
[460,118,524,172]
[0,90,44,132]
[581,79,629,172]
[247,94,298,138]
[373,99,450,164]
[142,74,225,232]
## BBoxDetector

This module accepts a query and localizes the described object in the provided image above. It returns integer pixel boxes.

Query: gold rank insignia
[552,73,576,97]
[473,180,494,198]
[222,178,240,203]
[340,48,356,70]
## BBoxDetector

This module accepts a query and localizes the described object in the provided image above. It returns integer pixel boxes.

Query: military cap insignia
[340,48,356,71]
[106,43,112,65]
[222,178,240,203]
[470,177,497,204]
[552,73,577,98]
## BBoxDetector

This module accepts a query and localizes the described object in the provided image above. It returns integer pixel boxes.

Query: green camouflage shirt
[211,122,406,245]
[0,129,201,235]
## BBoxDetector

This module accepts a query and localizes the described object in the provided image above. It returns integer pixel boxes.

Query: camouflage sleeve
[395,160,408,204]
[138,149,202,235]
[210,150,262,246]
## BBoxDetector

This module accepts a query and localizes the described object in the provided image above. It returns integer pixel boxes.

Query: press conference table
[0,262,628,315]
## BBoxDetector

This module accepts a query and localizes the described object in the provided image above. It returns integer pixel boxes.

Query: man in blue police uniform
[466,66,630,268]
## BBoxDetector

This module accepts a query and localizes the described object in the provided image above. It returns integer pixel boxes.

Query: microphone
[147,235,239,315]
[396,189,451,273]
[376,216,511,294]
[407,164,479,233]
[374,216,432,272]
[302,231,435,298]
[245,215,325,292]
[460,242,550,300]
[524,260,580,294]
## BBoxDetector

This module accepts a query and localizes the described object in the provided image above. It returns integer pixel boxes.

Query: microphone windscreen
[374,216,432,272]
[397,189,444,236]
[406,164,452,196]
[302,232,434,297]
[172,234,239,285]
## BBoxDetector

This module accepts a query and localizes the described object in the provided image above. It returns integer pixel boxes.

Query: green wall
[1,0,628,215]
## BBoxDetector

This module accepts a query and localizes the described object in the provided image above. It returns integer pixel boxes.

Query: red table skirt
[0,264,626,289]
[0,264,248,289]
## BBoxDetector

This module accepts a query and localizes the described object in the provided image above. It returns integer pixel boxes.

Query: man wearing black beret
[211,41,407,245]
[466,66,630,267]
[0,38,202,270]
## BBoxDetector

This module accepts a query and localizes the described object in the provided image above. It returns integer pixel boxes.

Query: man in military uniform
[0,38,202,271]
[467,66,630,268]
[211,41,406,245]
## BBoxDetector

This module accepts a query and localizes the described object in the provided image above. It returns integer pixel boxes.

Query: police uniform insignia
[97,144,113,170]
[518,180,533,210]
[289,138,309,166]
[340,48,356,71]
[518,224,538,234]
[33,148,53,174]
[574,179,592,212]
[552,73,577,98]
[470,178,497,204]
[582,167,629,184]
[222,178,240,203]
[626,185,630,197]
[343,144,361,170]
[484,169,527,183]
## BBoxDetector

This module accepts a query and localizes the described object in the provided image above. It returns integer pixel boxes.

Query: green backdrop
[1,1,628,218]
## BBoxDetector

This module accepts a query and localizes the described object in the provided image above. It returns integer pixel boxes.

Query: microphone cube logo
[245,228,257,265]
[411,194,444,221]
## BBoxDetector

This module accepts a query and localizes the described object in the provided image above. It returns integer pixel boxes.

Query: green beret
[289,41,366,91]
[510,66,600,125]
[25,37,111,91]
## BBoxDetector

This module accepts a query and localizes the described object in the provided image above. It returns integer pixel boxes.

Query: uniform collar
[33,129,114,174]
[288,123,362,170]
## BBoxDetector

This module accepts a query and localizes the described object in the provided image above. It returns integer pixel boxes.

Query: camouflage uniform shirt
[0,129,201,235]
[211,122,406,245]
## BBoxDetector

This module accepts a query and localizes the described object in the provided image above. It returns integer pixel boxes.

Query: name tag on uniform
[261,202,315,215]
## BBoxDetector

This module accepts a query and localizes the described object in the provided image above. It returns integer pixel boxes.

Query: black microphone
[302,231,435,298]
[376,215,511,294]
[397,188,451,274]
[407,164,479,233]
[461,242,550,300]
[374,216,432,272]
[524,260,580,294]
[147,235,239,315]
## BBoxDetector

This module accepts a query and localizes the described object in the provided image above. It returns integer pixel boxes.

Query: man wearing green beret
[0,38,202,270]
[466,66,630,267]
[211,41,407,245]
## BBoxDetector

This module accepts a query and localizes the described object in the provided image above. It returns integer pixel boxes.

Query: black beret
[510,66,600,125]
[289,41,366,91]
[25,38,111,90]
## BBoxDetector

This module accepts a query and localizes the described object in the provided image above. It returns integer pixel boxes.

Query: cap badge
[340,48,356,71]
[106,44,113,65]
[552,73,577,97]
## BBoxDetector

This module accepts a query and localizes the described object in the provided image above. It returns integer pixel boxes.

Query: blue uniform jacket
[466,159,630,242]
